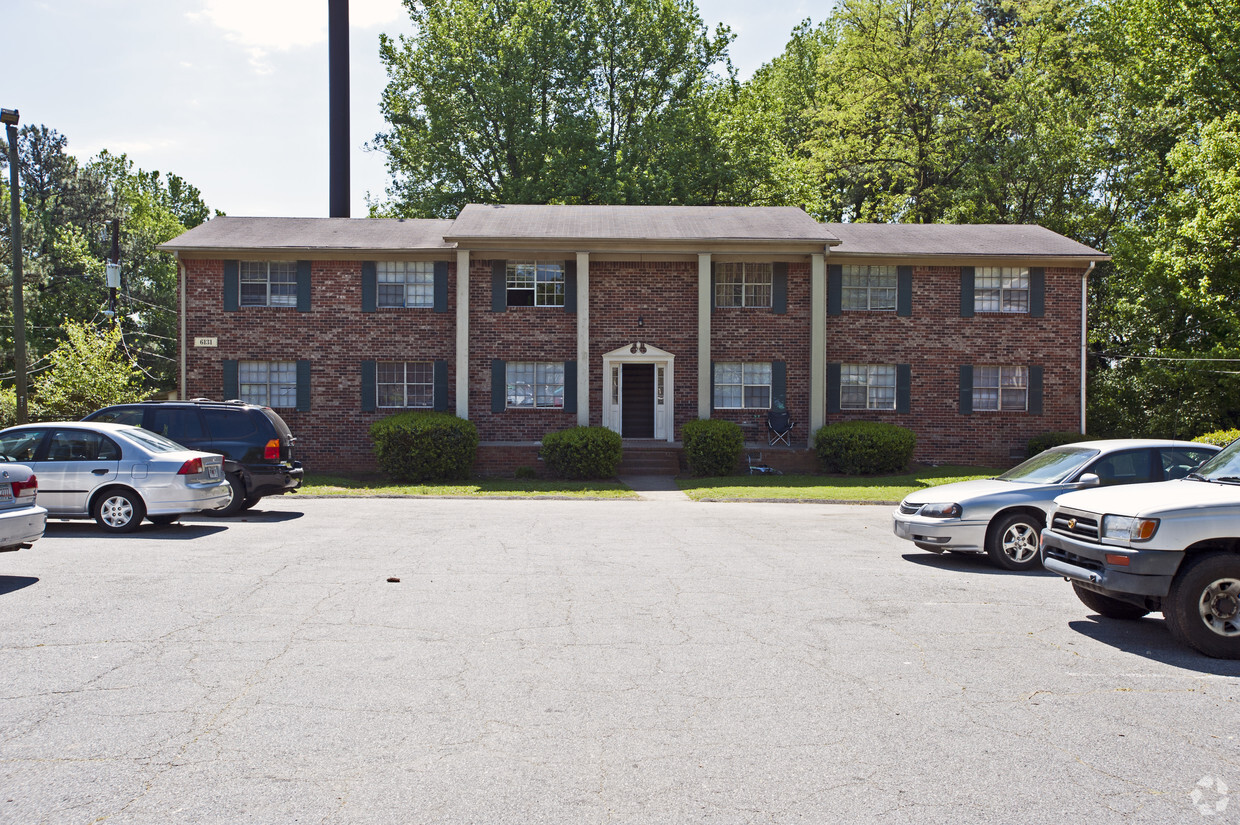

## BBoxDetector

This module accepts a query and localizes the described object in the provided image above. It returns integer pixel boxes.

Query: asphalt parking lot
[2,497,1238,824]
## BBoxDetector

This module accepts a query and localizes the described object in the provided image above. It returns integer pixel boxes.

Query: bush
[1194,429,1240,448]
[1027,431,1094,455]
[682,419,743,476]
[514,466,538,480]
[369,412,478,482]
[539,426,623,479]
[0,387,47,428]
[814,421,916,475]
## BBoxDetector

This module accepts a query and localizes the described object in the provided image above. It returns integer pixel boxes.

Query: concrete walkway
[617,474,691,501]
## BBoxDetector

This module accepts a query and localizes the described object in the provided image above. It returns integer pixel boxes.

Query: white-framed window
[240,261,297,307]
[239,360,297,408]
[714,362,772,409]
[841,364,897,410]
[973,366,1028,411]
[506,362,565,408]
[842,265,897,311]
[377,361,433,408]
[974,267,1030,313]
[506,262,564,307]
[715,262,773,308]
[378,262,434,308]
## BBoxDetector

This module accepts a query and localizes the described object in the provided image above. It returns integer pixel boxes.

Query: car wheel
[986,513,1043,571]
[238,496,261,512]
[1164,553,1240,659]
[210,474,248,517]
[93,488,146,533]
[148,515,180,526]
[1072,583,1149,619]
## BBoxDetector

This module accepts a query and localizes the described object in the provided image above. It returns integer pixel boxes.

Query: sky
[8,0,819,220]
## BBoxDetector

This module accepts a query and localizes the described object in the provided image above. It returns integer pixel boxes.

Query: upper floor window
[714,362,771,409]
[974,267,1029,313]
[506,362,565,408]
[240,360,297,408]
[840,364,896,410]
[973,366,1027,411]
[507,262,564,307]
[378,361,434,408]
[240,261,297,307]
[842,265,897,311]
[715,262,772,308]
[378,262,434,308]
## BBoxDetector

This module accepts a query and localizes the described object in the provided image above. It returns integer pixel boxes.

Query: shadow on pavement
[900,552,1055,576]
[198,509,304,523]
[43,522,230,541]
[0,576,38,596]
[1068,617,1240,676]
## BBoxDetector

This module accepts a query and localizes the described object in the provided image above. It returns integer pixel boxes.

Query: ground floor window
[378,361,434,408]
[240,360,297,408]
[840,364,896,410]
[973,365,1028,411]
[714,362,771,409]
[506,362,565,408]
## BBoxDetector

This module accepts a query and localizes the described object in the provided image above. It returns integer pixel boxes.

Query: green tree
[31,321,147,420]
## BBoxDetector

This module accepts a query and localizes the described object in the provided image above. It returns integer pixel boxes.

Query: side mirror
[1077,473,1100,488]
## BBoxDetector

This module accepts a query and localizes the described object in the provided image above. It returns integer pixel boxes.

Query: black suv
[83,399,303,515]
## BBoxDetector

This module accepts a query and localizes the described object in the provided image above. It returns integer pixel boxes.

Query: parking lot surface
[2,497,1238,824]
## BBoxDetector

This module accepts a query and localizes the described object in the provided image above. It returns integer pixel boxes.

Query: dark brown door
[621,364,655,438]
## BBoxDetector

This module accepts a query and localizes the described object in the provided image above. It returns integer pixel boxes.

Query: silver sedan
[0,461,47,551]
[0,422,230,533]
[892,439,1220,570]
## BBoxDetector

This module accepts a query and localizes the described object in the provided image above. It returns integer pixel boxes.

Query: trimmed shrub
[682,419,743,476]
[539,426,623,479]
[370,412,478,482]
[814,421,916,475]
[1194,429,1240,448]
[1027,431,1094,455]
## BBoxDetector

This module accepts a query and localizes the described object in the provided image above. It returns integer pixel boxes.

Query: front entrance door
[621,364,655,438]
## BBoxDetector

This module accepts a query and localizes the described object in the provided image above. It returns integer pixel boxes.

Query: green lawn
[676,465,1003,502]
[300,473,639,499]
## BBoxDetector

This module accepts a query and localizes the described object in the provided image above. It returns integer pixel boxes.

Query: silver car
[0,461,47,551]
[892,439,1220,570]
[0,422,230,533]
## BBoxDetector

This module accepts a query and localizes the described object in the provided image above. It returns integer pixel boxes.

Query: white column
[809,252,826,445]
[698,253,712,420]
[576,252,590,427]
[455,249,470,419]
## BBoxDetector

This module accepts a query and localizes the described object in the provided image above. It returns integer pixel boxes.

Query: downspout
[1081,261,1095,434]
[179,254,187,401]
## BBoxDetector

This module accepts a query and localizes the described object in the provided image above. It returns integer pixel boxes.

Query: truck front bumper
[1040,530,1181,598]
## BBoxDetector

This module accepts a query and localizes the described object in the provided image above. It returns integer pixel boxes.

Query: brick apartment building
[159,204,1105,473]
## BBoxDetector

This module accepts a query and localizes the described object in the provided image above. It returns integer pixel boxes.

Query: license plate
[0,490,11,504]
[208,465,220,479]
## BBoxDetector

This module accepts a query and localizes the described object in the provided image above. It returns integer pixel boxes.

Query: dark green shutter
[434,360,449,411]
[491,261,507,312]
[896,364,911,414]
[361,261,377,312]
[491,359,506,412]
[296,360,311,411]
[434,262,449,313]
[961,267,975,317]
[772,263,787,314]
[361,360,376,412]
[959,365,974,415]
[222,359,239,400]
[828,265,842,316]
[826,363,841,413]
[1030,267,1045,317]
[897,266,913,317]
[296,261,311,313]
[223,261,239,311]
[771,360,787,408]
[1028,366,1044,414]
[563,360,577,414]
[564,260,577,313]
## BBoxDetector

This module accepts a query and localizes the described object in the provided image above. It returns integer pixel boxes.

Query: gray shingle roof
[158,216,456,253]
[824,223,1105,258]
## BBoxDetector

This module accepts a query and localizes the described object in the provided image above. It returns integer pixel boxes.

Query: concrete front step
[617,448,682,476]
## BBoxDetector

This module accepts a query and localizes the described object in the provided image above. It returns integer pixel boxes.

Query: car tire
[1072,583,1149,619]
[986,513,1043,571]
[93,488,146,533]
[148,515,180,526]
[1164,553,1240,659]
[210,474,248,517]
[238,496,261,512]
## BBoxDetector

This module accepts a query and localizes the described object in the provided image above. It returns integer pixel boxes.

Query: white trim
[455,249,470,418]
[602,343,676,443]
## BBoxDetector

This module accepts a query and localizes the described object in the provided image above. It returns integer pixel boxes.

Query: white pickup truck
[1041,437,1240,659]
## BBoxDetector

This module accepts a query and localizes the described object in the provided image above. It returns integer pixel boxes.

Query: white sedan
[0,422,230,533]
[0,461,47,551]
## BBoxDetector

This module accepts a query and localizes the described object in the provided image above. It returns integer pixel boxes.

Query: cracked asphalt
[1,497,1238,824]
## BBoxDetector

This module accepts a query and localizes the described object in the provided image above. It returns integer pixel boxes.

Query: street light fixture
[4,106,26,424]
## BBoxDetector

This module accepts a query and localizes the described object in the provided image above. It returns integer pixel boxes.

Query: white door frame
[602,343,675,442]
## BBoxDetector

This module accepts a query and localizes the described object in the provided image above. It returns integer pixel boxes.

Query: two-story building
[160,204,1104,472]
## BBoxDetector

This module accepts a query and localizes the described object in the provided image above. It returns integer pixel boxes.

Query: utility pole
[106,219,121,325]
[2,107,26,424]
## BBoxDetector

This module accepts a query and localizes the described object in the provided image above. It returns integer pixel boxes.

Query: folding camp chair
[767,409,795,446]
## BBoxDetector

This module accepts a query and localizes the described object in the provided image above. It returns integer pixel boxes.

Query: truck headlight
[1101,515,1159,541]
[919,503,962,518]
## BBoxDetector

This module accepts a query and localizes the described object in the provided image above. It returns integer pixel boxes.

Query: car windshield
[1188,438,1240,481]
[997,446,1099,484]
[120,426,188,454]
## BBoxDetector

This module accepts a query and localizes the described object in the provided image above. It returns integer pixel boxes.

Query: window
[1087,449,1155,486]
[46,429,120,461]
[714,362,772,409]
[715,263,773,308]
[240,261,297,307]
[1160,447,1216,480]
[377,361,434,408]
[840,365,897,410]
[240,361,297,408]
[378,262,434,308]
[0,430,45,462]
[506,362,565,408]
[842,266,897,311]
[973,366,1028,411]
[974,267,1029,313]
[506,262,564,307]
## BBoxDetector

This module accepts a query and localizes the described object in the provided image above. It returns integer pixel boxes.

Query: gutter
[1081,261,1095,433]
